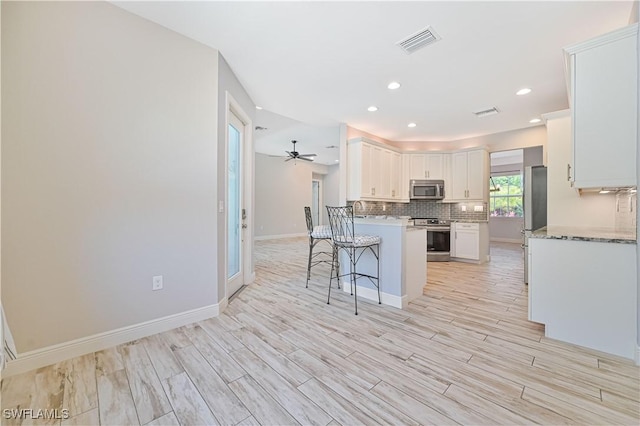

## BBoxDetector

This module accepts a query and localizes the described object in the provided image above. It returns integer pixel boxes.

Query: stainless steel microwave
[410,179,445,200]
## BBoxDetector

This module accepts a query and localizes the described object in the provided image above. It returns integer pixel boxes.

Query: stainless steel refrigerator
[523,165,547,284]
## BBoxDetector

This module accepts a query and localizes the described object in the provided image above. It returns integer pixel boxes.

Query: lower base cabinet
[528,237,637,360]
[451,222,489,263]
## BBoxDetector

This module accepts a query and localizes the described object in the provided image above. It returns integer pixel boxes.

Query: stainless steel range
[413,218,451,262]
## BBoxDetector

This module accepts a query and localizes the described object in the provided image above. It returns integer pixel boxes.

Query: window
[490,174,523,217]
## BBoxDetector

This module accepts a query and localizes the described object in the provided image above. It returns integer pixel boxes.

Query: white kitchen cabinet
[409,153,444,180]
[390,152,401,199]
[528,237,637,360]
[449,150,489,201]
[347,137,406,202]
[564,23,638,189]
[379,148,392,198]
[451,222,489,263]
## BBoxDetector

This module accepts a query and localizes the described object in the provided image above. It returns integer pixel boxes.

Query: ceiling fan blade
[284,157,293,162]
[298,156,313,162]
[299,154,317,157]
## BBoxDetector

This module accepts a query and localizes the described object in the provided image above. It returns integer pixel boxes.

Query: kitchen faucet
[353,200,364,215]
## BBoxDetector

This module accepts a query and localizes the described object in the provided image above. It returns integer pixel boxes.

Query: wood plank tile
[62,353,98,418]
[141,334,184,381]
[120,342,172,424]
[288,349,420,426]
[230,348,332,426]
[61,408,99,426]
[227,375,299,426]
[444,384,534,425]
[182,325,246,383]
[173,345,249,425]
[370,380,458,425]
[298,378,379,425]
[96,369,139,426]
[231,327,311,387]
[161,372,218,426]
[144,412,180,426]
[95,347,124,376]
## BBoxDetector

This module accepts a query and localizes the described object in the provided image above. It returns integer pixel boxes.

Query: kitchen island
[337,216,426,309]
[528,226,637,361]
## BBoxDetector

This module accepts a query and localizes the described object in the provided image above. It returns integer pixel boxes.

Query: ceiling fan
[283,140,316,162]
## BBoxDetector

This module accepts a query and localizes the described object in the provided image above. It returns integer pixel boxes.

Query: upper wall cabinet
[347,138,407,202]
[448,150,489,202]
[409,153,444,180]
[564,24,638,189]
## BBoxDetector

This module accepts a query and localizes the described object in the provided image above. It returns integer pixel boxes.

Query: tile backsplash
[347,200,489,221]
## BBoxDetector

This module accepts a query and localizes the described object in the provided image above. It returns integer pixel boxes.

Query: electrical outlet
[152,275,163,291]
[474,205,484,212]
[461,205,467,212]
[382,205,386,211]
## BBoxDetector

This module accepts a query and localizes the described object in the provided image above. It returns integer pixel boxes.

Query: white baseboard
[3,303,222,378]
[341,284,405,309]
[490,238,522,244]
[636,344,640,366]
[255,232,306,241]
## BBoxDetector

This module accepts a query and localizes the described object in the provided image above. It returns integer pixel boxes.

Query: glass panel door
[228,112,243,289]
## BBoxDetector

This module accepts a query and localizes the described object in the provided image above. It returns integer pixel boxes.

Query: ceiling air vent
[396,26,442,54]
[473,107,500,118]
[255,126,268,131]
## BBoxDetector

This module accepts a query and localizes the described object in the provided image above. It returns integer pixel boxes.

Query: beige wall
[323,164,340,224]
[254,154,330,238]
[387,125,547,157]
[545,112,617,228]
[2,2,220,352]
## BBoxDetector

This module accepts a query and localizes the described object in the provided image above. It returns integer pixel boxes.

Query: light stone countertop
[530,226,637,244]
[354,216,412,227]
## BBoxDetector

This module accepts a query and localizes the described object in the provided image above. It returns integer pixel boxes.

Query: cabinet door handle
[567,164,571,181]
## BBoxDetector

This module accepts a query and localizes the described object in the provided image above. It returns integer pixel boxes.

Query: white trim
[225,92,254,299]
[564,23,638,55]
[255,232,307,241]
[490,237,522,244]
[3,303,222,378]
[635,344,640,366]
[341,284,405,309]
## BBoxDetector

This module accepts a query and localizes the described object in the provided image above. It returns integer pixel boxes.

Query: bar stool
[326,205,381,315]
[304,207,339,288]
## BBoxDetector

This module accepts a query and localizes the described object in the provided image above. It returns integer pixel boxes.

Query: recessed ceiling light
[599,190,611,194]
[516,88,532,96]
[387,81,401,90]
[529,118,541,123]
[335,159,339,163]
[367,106,378,112]
[255,106,263,110]
[408,122,417,128]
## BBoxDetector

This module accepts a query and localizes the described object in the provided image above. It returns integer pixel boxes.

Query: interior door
[227,111,245,296]
[312,180,321,225]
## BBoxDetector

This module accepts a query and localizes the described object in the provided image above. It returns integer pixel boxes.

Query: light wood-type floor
[2,239,639,425]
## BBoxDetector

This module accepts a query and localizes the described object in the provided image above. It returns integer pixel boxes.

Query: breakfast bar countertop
[530,226,637,244]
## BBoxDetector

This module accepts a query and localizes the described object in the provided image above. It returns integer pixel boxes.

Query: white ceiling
[114,1,634,163]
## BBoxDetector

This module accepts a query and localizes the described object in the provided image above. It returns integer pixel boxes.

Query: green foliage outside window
[490,174,523,217]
